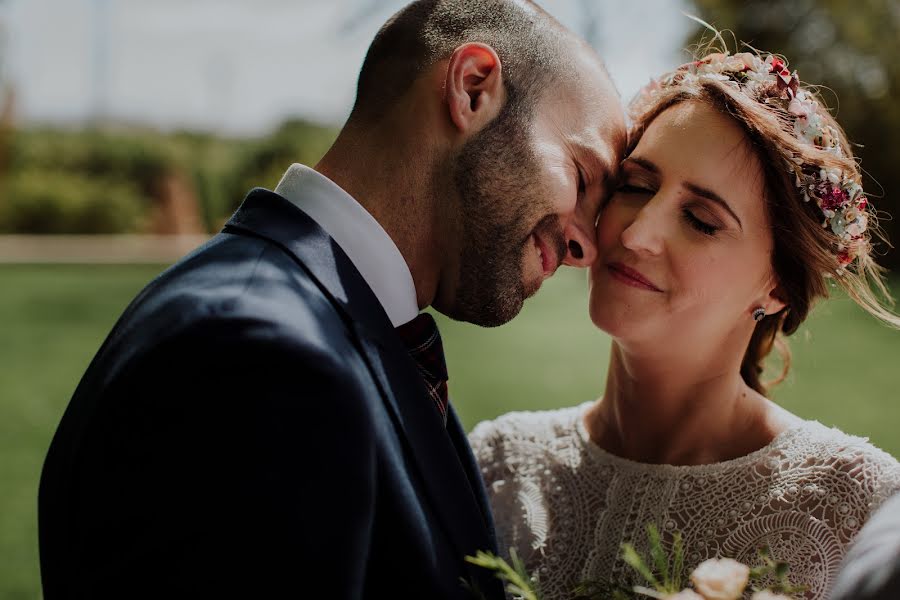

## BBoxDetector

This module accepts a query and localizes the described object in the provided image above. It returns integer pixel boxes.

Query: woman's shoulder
[467,403,592,479]
[786,420,900,506]
[469,402,590,450]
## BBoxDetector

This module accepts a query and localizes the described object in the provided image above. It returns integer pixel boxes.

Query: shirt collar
[274,164,419,327]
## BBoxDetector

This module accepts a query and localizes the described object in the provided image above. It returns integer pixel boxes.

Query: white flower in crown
[699,72,735,86]
[787,91,817,119]
[690,558,751,600]
[821,168,842,185]
[844,209,868,238]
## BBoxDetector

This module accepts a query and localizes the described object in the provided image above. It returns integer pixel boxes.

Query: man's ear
[444,42,505,134]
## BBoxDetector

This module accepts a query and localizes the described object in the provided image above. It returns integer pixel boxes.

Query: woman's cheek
[596,208,627,251]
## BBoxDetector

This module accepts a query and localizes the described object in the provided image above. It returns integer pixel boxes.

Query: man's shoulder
[94,232,367,384]
[133,233,346,336]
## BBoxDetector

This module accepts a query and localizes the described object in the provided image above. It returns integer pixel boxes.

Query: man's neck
[315,124,446,310]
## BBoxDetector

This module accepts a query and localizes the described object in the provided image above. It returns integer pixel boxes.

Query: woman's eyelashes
[617,183,653,195]
[682,208,720,236]
[615,180,723,237]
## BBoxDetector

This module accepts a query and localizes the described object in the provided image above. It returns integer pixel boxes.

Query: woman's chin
[588,294,654,342]
[589,295,626,337]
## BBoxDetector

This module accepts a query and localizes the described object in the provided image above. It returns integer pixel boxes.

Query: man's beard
[447,107,566,327]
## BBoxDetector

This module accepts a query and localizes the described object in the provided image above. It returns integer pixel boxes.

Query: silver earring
[752,307,766,322]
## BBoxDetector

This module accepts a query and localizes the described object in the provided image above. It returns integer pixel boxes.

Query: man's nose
[561,215,598,268]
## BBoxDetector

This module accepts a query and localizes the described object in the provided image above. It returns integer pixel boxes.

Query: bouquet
[466,524,805,600]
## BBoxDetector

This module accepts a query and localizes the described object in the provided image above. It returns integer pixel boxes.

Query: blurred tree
[687,0,900,269]
[226,118,338,213]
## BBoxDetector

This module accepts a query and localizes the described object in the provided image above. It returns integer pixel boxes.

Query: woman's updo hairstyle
[628,36,900,394]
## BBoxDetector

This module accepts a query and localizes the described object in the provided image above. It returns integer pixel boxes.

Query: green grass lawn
[2,264,898,599]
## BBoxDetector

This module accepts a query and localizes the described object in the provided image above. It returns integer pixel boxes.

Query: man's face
[441,57,626,327]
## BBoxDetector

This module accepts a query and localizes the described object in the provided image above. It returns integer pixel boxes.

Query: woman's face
[589,100,785,349]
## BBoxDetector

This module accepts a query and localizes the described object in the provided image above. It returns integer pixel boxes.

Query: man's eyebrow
[575,141,618,182]
[624,156,743,230]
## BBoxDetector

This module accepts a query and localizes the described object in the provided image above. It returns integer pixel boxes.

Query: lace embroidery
[470,404,900,600]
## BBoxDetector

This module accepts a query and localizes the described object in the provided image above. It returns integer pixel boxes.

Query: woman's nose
[620,203,664,256]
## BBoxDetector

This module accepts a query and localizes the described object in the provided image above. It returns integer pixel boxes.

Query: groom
[38,1,625,598]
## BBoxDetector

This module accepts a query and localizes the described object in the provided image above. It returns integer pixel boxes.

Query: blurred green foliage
[224,118,340,213]
[0,119,338,235]
[686,0,900,270]
[0,169,144,234]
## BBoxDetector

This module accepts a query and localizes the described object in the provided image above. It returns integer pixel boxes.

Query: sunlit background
[1,1,899,597]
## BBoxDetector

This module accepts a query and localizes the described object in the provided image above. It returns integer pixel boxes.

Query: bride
[470,48,900,599]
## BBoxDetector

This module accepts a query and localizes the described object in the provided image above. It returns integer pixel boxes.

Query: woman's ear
[763,281,788,316]
[444,42,505,133]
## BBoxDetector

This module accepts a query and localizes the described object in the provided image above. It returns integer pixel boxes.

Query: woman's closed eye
[682,208,720,236]
[617,183,654,195]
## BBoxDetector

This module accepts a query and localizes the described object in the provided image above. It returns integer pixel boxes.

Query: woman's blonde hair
[628,41,900,394]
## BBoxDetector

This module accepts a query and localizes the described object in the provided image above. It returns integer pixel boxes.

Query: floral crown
[637,51,871,272]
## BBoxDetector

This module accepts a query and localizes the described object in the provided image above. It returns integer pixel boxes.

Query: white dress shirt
[274,163,419,327]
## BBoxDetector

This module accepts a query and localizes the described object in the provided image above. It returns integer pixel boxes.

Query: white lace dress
[469,403,900,600]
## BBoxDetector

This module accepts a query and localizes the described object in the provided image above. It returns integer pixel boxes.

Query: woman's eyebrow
[623,155,658,174]
[683,182,743,231]
[625,155,743,230]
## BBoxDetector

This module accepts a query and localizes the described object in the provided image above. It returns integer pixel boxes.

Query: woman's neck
[585,342,783,466]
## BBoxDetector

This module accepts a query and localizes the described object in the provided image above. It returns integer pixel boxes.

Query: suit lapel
[224,189,500,571]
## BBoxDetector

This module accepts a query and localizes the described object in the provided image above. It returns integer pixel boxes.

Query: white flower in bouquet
[690,558,751,600]
[750,592,793,600]
[665,590,705,600]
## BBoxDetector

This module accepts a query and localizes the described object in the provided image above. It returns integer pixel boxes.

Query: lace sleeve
[866,447,900,513]
[826,433,900,525]
[468,417,537,561]
[468,419,506,490]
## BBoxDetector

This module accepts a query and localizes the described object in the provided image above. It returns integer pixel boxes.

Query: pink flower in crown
[766,56,798,97]
[837,248,854,267]
[769,56,789,76]
[838,238,867,267]
[818,185,850,212]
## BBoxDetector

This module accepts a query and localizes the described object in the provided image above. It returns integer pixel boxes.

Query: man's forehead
[566,85,627,176]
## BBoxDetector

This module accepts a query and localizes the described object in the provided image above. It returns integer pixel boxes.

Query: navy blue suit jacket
[38,189,505,599]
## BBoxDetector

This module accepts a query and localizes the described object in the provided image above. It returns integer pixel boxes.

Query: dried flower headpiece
[637,51,871,272]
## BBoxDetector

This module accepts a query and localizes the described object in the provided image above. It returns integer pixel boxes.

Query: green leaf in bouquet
[645,524,673,590]
[572,579,638,600]
[465,548,542,600]
[620,542,660,589]
[671,531,684,591]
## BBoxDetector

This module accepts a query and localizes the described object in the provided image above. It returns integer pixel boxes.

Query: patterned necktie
[395,312,449,425]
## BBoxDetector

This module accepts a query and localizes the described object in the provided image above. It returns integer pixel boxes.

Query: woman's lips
[607,262,663,292]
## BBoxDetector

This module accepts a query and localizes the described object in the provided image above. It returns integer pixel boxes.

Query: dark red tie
[395,312,449,425]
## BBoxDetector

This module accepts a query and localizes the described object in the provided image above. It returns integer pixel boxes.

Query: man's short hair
[349,0,579,124]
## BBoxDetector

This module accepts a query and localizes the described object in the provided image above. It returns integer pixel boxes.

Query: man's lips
[607,262,663,292]
[532,232,559,277]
